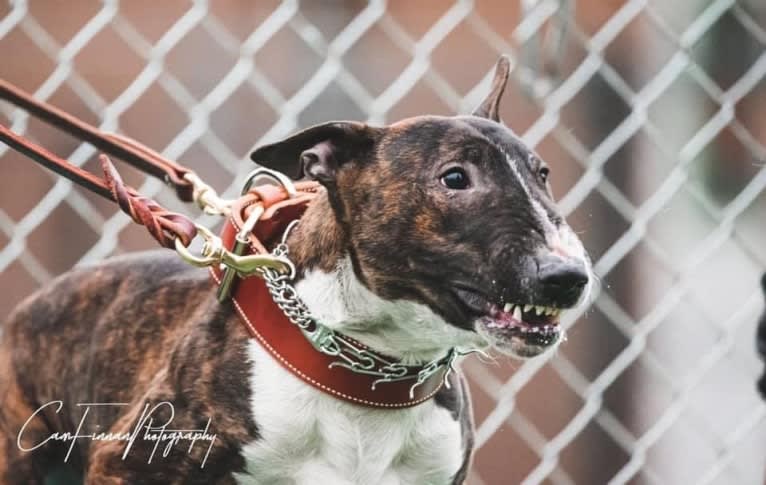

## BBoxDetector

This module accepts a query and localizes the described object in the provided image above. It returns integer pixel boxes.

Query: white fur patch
[555,224,587,262]
[235,342,465,485]
[505,152,590,273]
[505,153,559,242]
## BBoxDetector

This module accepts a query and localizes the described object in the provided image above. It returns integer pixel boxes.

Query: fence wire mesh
[1,1,766,484]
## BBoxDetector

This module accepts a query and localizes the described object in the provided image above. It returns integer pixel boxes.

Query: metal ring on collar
[241,167,297,198]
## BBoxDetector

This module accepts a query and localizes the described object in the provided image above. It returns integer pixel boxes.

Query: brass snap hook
[175,224,294,278]
[175,225,224,267]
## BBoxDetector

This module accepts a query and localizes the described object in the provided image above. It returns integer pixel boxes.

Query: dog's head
[251,56,591,359]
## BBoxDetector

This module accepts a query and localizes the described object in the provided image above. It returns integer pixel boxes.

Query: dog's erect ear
[249,122,378,183]
[472,55,511,122]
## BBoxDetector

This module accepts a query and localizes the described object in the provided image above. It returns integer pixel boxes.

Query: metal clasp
[175,224,294,278]
[214,167,299,301]
[305,325,342,355]
[183,172,233,216]
[182,166,297,216]
[216,205,264,301]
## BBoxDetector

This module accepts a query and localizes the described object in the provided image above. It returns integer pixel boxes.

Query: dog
[0,56,591,484]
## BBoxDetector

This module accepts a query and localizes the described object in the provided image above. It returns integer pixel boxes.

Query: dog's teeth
[503,303,512,313]
[513,306,522,321]
[535,306,544,315]
[524,304,533,313]
[546,307,554,316]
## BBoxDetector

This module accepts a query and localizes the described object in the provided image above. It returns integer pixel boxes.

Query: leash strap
[0,119,196,248]
[0,79,305,277]
[0,122,116,201]
[0,79,194,201]
[0,81,198,249]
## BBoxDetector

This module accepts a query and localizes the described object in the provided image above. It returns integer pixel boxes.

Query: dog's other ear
[249,122,378,183]
[472,55,511,122]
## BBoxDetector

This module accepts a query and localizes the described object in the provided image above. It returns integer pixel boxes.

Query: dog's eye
[539,166,550,184]
[440,168,470,190]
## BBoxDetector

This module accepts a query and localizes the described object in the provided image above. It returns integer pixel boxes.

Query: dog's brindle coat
[0,57,590,484]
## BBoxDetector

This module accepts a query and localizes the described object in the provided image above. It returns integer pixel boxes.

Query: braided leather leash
[99,154,196,248]
[0,79,297,265]
[0,80,197,248]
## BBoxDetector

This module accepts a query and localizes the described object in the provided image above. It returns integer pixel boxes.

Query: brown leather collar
[210,184,451,408]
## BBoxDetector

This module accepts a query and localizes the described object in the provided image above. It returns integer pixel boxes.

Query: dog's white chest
[235,341,464,485]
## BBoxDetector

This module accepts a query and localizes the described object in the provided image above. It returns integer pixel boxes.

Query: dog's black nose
[538,257,589,306]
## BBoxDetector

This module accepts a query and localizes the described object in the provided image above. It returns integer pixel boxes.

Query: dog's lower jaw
[475,322,563,359]
[293,256,485,364]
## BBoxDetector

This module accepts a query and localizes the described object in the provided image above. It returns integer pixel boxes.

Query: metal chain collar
[258,222,465,399]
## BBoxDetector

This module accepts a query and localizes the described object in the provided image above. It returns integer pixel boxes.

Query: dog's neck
[285,194,483,364]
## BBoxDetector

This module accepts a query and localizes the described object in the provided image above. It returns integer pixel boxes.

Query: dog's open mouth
[451,286,565,357]
[485,303,561,339]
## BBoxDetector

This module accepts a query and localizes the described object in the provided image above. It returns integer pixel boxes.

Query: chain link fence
[1,1,766,484]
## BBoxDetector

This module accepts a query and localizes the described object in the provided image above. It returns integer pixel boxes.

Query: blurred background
[1,1,766,483]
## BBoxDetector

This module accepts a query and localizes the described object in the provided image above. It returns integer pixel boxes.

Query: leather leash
[0,78,308,273]
[0,80,199,248]
[0,122,196,248]
[0,79,193,201]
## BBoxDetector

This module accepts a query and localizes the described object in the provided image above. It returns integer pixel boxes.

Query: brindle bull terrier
[0,56,591,484]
